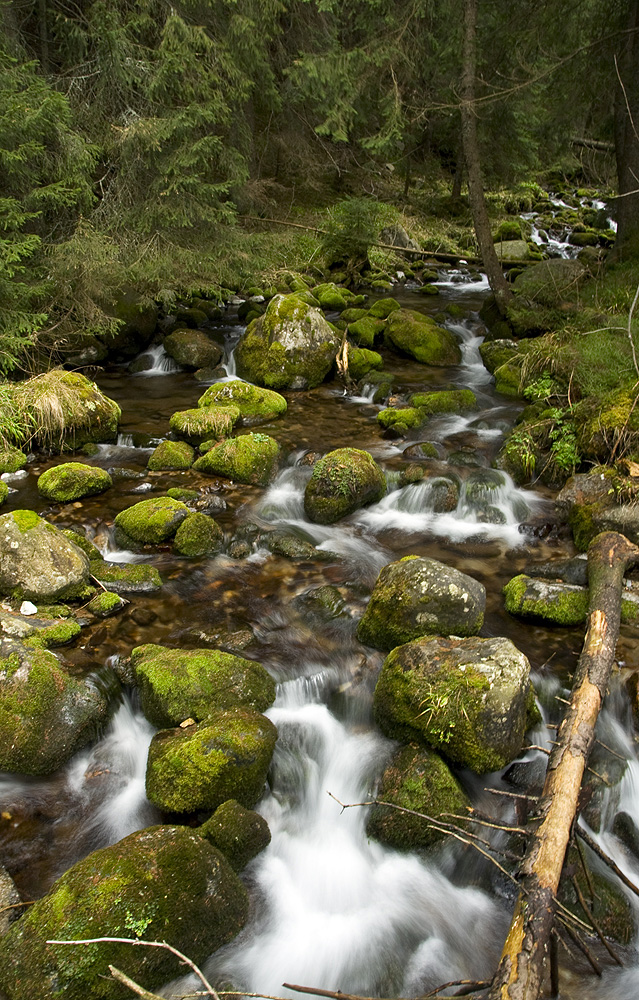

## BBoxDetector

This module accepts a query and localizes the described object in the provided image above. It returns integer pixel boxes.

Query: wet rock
[293,585,348,623]
[409,389,477,414]
[357,555,485,650]
[88,559,163,593]
[463,469,507,505]
[169,405,239,445]
[0,865,20,937]
[0,825,248,999]
[0,644,110,775]
[114,497,190,545]
[377,406,427,435]
[37,462,112,502]
[524,555,588,587]
[198,380,287,424]
[367,743,470,850]
[145,708,277,813]
[558,842,634,945]
[304,447,386,525]
[100,287,159,359]
[173,512,223,557]
[612,811,639,862]
[478,340,521,396]
[163,329,222,369]
[0,511,90,601]
[403,441,440,460]
[147,439,195,471]
[373,635,532,773]
[235,293,340,390]
[86,590,126,617]
[385,309,461,366]
[504,573,639,626]
[193,432,280,486]
[266,530,331,561]
[347,347,383,380]
[131,643,275,727]
[199,799,271,871]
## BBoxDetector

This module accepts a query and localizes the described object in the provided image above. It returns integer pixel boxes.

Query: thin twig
[571,877,623,966]
[576,827,639,899]
[109,966,165,999]
[556,918,602,977]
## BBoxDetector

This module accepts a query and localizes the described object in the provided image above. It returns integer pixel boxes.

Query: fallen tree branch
[488,531,639,1000]
[108,965,165,999]
[575,826,639,899]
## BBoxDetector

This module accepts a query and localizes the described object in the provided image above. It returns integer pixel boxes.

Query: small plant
[523,372,557,401]
[124,909,154,938]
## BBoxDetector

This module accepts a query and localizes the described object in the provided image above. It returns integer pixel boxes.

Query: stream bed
[2,271,639,998]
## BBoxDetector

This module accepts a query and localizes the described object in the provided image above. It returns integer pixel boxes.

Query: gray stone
[0,511,90,601]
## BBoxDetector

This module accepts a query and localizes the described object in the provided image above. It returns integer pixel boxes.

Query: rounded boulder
[37,462,112,502]
[304,447,386,524]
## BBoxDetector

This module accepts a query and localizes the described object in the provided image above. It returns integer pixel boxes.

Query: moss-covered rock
[347,347,383,380]
[409,389,477,415]
[62,529,102,561]
[367,743,470,850]
[557,843,634,945]
[312,282,351,311]
[37,462,112,502]
[24,618,81,648]
[198,380,287,423]
[131,643,275,727]
[347,316,386,347]
[304,447,386,524]
[478,339,522,396]
[89,559,163,593]
[513,258,586,307]
[0,825,248,999]
[504,572,639,626]
[377,407,427,433]
[114,497,189,545]
[494,240,531,260]
[0,447,27,474]
[86,590,126,617]
[173,512,223,557]
[0,482,8,506]
[163,329,222,369]
[340,308,368,323]
[147,440,195,471]
[367,298,401,319]
[145,708,278,813]
[198,799,271,871]
[169,406,239,444]
[373,635,532,773]
[357,555,485,650]
[0,645,110,775]
[385,309,461,365]
[266,530,333,561]
[573,386,639,463]
[166,486,199,502]
[12,370,121,450]
[235,293,340,390]
[192,433,280,486]
[0,511,90,601]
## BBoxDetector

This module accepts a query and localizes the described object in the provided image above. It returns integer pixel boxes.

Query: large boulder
[163,328,223,369]
[192,433,280,485]
[304,448,386,524]
[0,645,110,775]
[10,371,120,450]
[131,643,276,727]
[37,462,112,502]
[373,635,533,773]
[385,309,461,366]
[513,258,586,307]
[494,240,531,260]
[145,707,278,813]
[147,439,195,471]
[114,497,190,546]
[235,293,340,389]
[0,511,90,601]
[357,556,485,650]
[198,379,287,424]
[0,825,248,1000]
[366,743,470,850]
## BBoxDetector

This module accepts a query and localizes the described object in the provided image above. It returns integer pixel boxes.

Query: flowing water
[1,274,638,997]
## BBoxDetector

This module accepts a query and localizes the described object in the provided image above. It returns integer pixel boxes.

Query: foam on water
[132,344,181,375]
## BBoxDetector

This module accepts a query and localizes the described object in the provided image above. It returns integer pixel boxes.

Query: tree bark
[459,0,512,313]
[489,531,639,1000]
[613,0,639,260]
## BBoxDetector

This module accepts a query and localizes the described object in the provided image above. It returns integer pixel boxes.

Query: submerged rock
[367,743,470,850]
[145,707,278,813]
[373,635,533,773]
[0,825,248,999]
[199,799,271,871]
[385,309,461,366]
[357,555,485,650]
[0,511,90,601]
[37,462,112,502]
[198,379,287,423]
[235,293,340,390]
[193,433,280,486]
[131,643,275,727]
[0,644,110,775]
[304,447,386,524]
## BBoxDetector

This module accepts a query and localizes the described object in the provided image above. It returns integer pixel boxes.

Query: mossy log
[489,531,639,1000]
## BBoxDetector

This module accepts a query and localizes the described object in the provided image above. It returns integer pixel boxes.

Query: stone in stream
[173,511,223,557]
[198,379,287,423]
[0,825,248,1000]
[198,798,271,872]
[163,328,223,369]
[235,293,340,389]
[145,707,277,813]
[373,635,533,774]
[147,439,195,471]
[384,308,461,366]
[366,742,470,850]
[36,462,113,502]
[169,405,240,444]
[304,447,387,524]
[113,496,190,546]
[0,511,91,601]
[0,446,28,474]
[347,315,386,347]
[0,644,110,776]
[347,347,383,380]
[503,572,639,626]
[357,555,485,650]
[131,643,276,727]
[192,432,280,486]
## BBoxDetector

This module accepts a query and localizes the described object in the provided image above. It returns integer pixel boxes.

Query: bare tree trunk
[489,531,639,1000]
[460,0,512,313]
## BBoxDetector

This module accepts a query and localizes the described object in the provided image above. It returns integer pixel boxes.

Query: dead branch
[108,965,165,999]
[570,876,623,966]
[488,532,639,1000]
[576,826,639,899]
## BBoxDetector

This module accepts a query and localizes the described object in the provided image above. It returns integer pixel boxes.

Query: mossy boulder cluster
[37,462,112,502]
[193,432,280,485]
[0,511,91,601]
[198,379,288,424]
[0,825,248,1000]
[304,447,386,524]
[385,309,461,365]
[378,388,477,436]
[357,555,486,650]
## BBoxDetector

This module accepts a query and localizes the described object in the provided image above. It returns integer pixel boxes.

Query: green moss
[0,482,8,506]
[192,433,280,486]
[173,512,223,557]
[408,389,477,414]
[169,406,239,443]
[37,463,113,502]
[385,309,462,366]
[114,497,189,544]
[166,487,199,502]
[131,644,276,727]
[377,407,426,431]
[25,619,81,648]
[503,574,588,626]
[347,347,383,380]
[62,529,102,560]
[145,708,278,813]
[304,447,386,524]
[0,447,27,474]
[367,298,401,319]
[347,316,386,347]
[197,380,287,422]
[89,560,163,592]
[10,510,41,533]
[86,590,125,617]
[198,799,271,871]
[147,440,195,471]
